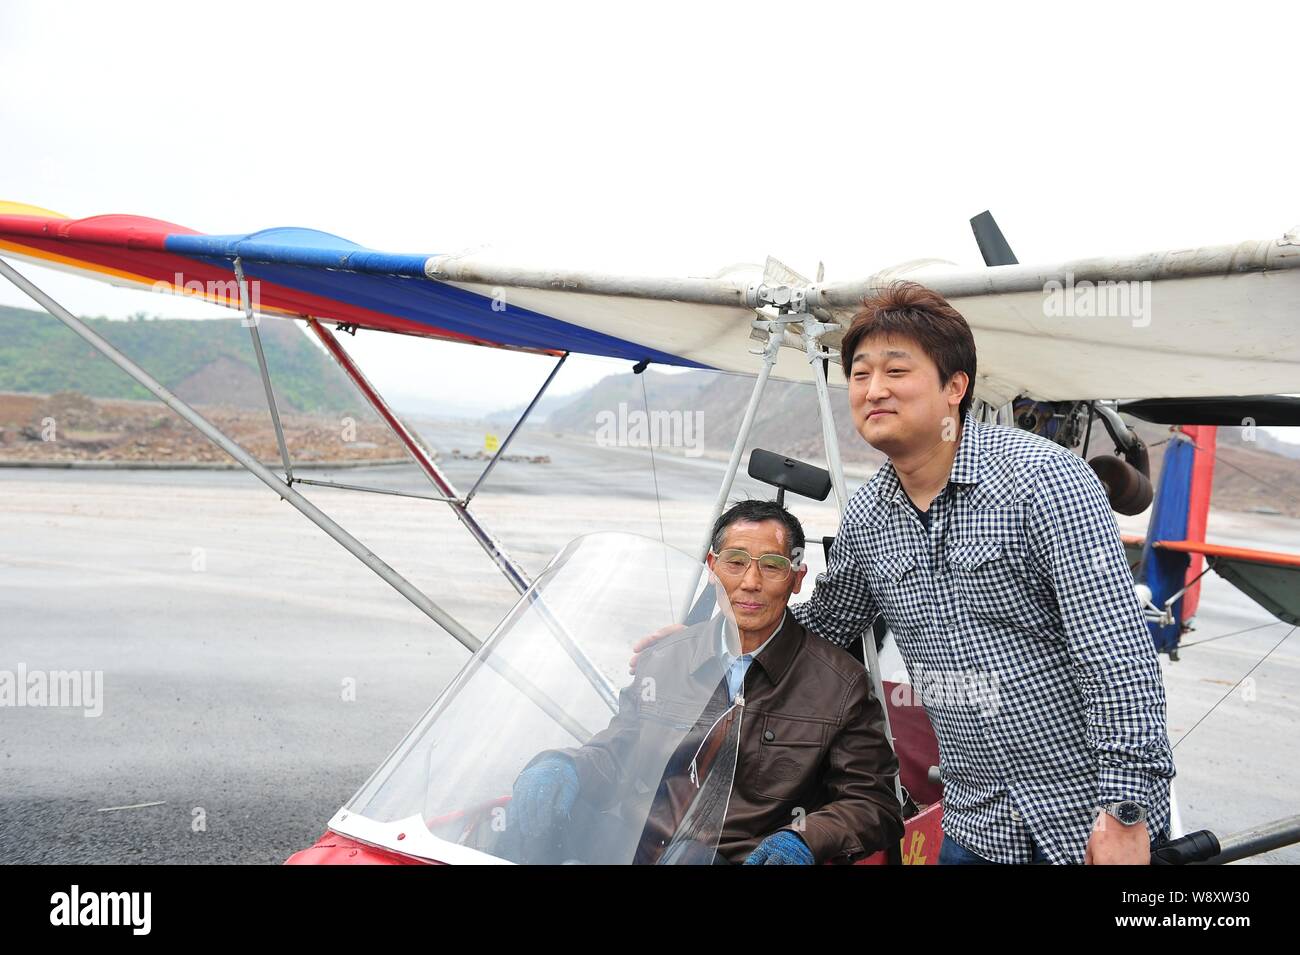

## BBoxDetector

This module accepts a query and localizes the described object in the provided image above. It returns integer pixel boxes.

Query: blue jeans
[939,834,1050,864]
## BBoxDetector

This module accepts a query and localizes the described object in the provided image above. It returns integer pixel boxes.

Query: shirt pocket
[746,713,825,801]
[947,539,1003,572]
[945,539,1027,625]
[869,551,927,635]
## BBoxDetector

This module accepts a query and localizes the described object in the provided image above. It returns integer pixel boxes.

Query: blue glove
[744,830,815,865]
[510,757,580,838]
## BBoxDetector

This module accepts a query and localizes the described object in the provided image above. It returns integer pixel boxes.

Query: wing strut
[0,255,481,652]
[465,352,568,505]
[305,318,534,594]
[235,256,295,482]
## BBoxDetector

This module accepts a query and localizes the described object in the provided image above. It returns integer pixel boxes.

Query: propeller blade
[1119,395,1300,427]
[763,255,812,287]
[970,210,1019,266]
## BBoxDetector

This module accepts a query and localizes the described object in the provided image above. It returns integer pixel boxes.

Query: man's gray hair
[710,499,806,561]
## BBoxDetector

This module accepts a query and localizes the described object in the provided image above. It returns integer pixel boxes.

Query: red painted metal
[1154,538,1300,568]
[306,318,453,496]
[285,831,436,866]
[305,319,530,593]
[289,806,948,866]
[1180,424,1218,618]
[857,801,945,866]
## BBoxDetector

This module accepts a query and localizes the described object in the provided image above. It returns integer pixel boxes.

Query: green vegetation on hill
[0,304,361,412]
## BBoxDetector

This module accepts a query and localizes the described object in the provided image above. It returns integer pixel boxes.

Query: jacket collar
[745,611,803,686]
[687,608,803,687]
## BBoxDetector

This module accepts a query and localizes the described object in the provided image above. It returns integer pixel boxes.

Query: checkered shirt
[791,412,1175,864]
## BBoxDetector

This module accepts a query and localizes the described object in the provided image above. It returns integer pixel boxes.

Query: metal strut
[673,319,785,624]
[695,321,785,563]
[305,318,533,595]
[803,319,849,514]
[0,256,481,654]
[234,257,294,482]
[465,352,568,504]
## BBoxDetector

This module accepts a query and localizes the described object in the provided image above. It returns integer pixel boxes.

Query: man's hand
[509,757,580,838]
[744,830,815,865]
[627,623,685,674]
[1085,811,1150,865]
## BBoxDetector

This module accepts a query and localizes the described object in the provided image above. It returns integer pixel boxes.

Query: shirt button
[1011,810,1022,822]
[764,730,775,742]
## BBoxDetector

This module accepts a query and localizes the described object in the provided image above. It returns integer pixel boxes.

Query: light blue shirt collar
[720,610,786,703]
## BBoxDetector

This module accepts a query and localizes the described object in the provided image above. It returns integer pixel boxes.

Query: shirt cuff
[1098,764,1155,811]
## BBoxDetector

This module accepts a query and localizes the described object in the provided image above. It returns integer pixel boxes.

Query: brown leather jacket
[552,612,903,863]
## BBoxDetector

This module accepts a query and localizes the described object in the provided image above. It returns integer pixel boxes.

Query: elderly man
[509,499,903,864]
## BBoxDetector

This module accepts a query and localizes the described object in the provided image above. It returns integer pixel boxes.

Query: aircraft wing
[1150,539,1300,627]
[4,201,1299,403]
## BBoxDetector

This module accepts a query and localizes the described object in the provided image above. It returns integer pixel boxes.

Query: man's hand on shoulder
[627,623,685,674]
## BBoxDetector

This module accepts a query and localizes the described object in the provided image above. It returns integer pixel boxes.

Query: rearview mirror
[747,449,832,505]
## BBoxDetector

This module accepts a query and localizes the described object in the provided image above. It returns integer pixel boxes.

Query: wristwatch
[1101,801,1148,826]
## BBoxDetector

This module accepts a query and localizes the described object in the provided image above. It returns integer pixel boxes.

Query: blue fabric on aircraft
[1140,436,1194,652]
[166,230,710,366]
[168,229,432,277]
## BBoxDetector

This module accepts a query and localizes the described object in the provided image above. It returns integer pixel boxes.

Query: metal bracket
[746,281,811,312]
[1155,562,1217,626]
[798,318,842,356]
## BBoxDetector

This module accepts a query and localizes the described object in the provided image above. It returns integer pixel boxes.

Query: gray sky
[2,0,1298,425]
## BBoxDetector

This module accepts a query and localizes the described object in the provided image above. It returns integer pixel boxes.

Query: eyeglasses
[709,548,794,581]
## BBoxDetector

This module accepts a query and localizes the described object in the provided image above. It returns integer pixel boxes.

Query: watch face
[1116,802,1142,825]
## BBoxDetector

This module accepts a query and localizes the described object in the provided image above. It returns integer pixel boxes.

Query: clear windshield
[340,532,742,864]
